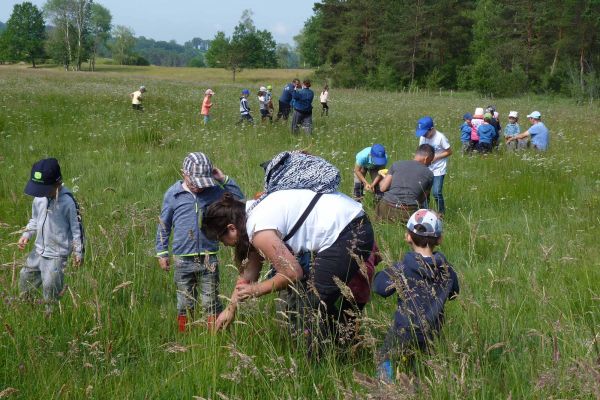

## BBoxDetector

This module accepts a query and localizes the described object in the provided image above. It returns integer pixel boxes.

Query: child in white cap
[258,86,271,122]
[470,107,485,151]
[373,209,459,381]
[504,111,522,151]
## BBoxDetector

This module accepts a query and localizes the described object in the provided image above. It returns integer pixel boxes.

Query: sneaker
[377,360,394,383]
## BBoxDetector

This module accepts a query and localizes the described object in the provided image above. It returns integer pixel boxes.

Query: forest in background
[294,0,600,99]
[2,0,600,99]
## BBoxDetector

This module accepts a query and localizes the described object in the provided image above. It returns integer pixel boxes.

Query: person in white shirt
[201,190,374,345]
[415,116,452,215]
[320,85,329,116]
[130,85,146,111]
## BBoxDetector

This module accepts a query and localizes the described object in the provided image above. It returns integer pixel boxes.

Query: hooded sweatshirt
[239,97,250,115]
[373,251,459,345]
[21,186,84,259]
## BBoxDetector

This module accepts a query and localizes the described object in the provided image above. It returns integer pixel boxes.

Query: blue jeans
[174,254,222,316]
[424,174,445,214]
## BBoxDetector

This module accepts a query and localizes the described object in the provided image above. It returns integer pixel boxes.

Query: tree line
[295,0,600,99]
[0,2,301,73]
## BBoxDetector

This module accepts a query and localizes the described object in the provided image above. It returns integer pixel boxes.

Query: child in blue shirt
[374,209,459,381]
[460,113,472,153]
[476,113,496,153]
[156,152,244,332]
[504,111,522,151]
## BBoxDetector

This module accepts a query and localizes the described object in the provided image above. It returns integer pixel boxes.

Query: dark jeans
[424,174,445,214]
[478,142,492,153]
[276,101,291,120]
[469,140,479,152]
[237,114,254,124]
[132,104,143,111]
[321,102,329,116]
[291,109,313,134]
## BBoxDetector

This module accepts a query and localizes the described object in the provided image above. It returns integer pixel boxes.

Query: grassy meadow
[0,64,599,399]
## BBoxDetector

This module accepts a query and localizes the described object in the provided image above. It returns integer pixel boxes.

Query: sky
[0,0,316,45]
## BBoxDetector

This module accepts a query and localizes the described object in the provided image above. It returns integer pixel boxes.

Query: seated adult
[201,190,374,342]
[376,144,434,224]
[507,111,549,151]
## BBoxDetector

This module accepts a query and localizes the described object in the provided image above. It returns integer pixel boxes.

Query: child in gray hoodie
[18,158,84,304]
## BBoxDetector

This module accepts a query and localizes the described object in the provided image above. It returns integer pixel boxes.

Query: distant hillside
[0,21,6,32]
[134,36,207,67]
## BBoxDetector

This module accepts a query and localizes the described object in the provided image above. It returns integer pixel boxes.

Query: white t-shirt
[131,90,142,105]
[245,189,364,254]
[320,91,328,103]
[258,95,267,110]
[419,130,451,176]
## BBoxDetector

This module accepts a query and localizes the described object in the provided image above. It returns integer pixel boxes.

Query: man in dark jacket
[276,79,300,121]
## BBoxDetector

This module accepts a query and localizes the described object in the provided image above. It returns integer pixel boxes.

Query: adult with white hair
[507,111,549,151]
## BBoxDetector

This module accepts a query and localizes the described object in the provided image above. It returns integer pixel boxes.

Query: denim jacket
[291,88,314,113]
[155,177,244,257]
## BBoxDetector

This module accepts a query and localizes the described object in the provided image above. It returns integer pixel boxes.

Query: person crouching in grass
[373,209,459,381]
[156,152,244,332]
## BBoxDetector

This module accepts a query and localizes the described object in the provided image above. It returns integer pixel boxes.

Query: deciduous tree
[1,2,46,67]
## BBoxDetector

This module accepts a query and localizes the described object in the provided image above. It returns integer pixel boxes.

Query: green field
[1,64,599,399]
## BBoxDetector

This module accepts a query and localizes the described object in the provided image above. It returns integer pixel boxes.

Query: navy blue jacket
[373,251,459,345]
[156,178,244,257]
[291,88,314,113]
[279,83,296,104]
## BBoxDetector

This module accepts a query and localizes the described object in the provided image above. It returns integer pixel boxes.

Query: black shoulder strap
[64,192,85,257]
[283,193,323,242]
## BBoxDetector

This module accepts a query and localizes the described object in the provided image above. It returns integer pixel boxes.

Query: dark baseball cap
[25,158,62,197]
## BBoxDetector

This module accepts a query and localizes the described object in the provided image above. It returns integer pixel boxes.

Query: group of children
[460,106,534,153]
[180,83,331,126]
[17,148,457,382]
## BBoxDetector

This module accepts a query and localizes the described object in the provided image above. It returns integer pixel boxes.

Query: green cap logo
[34,171,42,180]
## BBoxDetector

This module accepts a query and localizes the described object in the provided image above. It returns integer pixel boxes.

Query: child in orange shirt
[201,89,215,125]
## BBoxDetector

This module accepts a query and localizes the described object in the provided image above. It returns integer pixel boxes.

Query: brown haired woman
[201,189,374,350]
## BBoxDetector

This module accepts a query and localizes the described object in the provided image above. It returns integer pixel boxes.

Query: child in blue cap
[353,144,388,202]
[415,116,452,216]
[374,209,459,381]
[237,89,253,124]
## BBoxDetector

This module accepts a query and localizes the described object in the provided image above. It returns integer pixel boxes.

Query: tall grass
[0,64,599,399]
